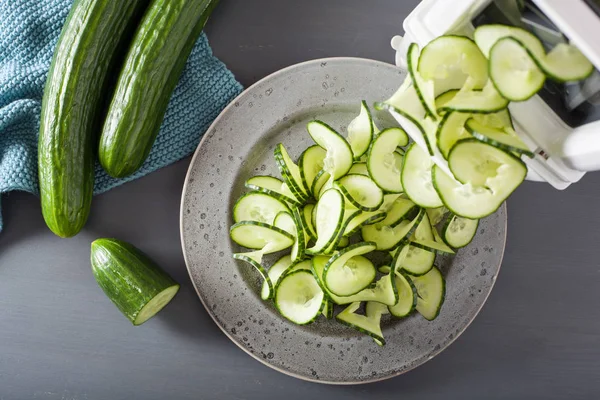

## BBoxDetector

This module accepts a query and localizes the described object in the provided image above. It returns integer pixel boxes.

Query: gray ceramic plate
[180,58,506,384]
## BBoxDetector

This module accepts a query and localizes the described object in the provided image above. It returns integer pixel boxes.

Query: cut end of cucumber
[133,284,180,326]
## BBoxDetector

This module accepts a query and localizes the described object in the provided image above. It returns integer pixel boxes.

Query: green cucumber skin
[99,0,220,178]
[39,0,149,238]
[91,239,179,325]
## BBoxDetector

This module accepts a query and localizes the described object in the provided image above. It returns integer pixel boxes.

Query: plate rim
[179,56,508,384]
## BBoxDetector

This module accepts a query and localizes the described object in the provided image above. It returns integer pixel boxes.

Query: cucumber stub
[91,238,180,326]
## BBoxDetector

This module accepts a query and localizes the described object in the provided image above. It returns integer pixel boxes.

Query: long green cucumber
[38,0,149,238]
[91,238,180,325]
[98,0,220,178]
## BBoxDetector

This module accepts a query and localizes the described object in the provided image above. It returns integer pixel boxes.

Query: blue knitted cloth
[0,0,242,231]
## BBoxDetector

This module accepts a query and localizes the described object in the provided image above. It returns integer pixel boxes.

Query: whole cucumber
[38,0,149,237]
[98,0,221,178]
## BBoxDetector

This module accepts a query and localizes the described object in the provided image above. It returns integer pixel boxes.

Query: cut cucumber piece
[322,299,334,319]
[306,188,344,254]
[230,221,294,253]
[274,144,309,201]
[299,145,327,195]
[90,239,180,326]
[245,176,301,207]
[474,24,594,82]
[312,256,398,306]
[407,43,437,119]
[367,127,409,193]
[402,143,443,208]
[301,204,317,242]
[233,253,273,302]
[347,101,374,160]
[337,236,349,248]
[233,191,290,224]
[426,206,448,226]
[413,266,445,321]
[448,138,528,187]
[489,37,545,101]
[388,272,417,318]
[393,243,435,277]
[418,35,488,95]
[337,301,388,345]
[311,169,330,199]
[378,197,418,228]
[323,242,377,296]
[435,89,458,110]
[361,210,424,251]
[307,120,353,180]
[323,207,361,254]
[433,160,525,219]
[348,162,369,176]
[438,81,508,114]
[343,210,387,237]
[465,118,533,156]
[442,214,479,249]
[273,210,305,262]
[378,265,391,274]
[336,174,383,212]
[261,255,292,300]
[411,237,455,255]
[274,270,324,325]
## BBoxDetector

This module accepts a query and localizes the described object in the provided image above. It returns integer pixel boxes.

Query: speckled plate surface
[180,58,506,384]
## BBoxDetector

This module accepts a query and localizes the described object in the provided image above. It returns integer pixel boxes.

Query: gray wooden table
[1,1,599,398]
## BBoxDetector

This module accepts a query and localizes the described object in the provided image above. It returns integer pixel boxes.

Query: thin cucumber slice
[438,80,509,114]
[307,120,353,180]
[348,162,369,176]
[336,174,383,211]
[273,210,305,262]
[474,24,593,82]
[407,43,437,119]
[378,265,391,274]
[413,210,435,241]
[367,128,409,193]
[448,138,528,187]
[343,210,387,237]
[489,37,545,101]
[465,118,533,156]
[426,206,448,226]
[401,144,443,208]
[418,35,488,95]
[433,161,525,219]
[233,253,273,302]
[274,144,309,201]
[317,175,335,199]
[411,237,455,255]
[361,210,424,251]
[393,243,435,277]
[323,242,377,296]
[90,239,180,326]
[413,266,445,321]
[322,299,334,319]
[230,221,294,253]
[442,214,479,249]
[301,204,317,242]
[347,101,374,160]
[311,169,330,199]
[299,145,327,195]
[323,208,361,254]
[245,176,301,206]
[233,191,290,224]
[312,256,398,306]
[336,301,386,345]
[274,270,324,325]
[337,236,349,248]
[306,188,344,255]
[435,89,458,109]
[378,197,418,228]
[261,255,292,300]
[388,272,417,318]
